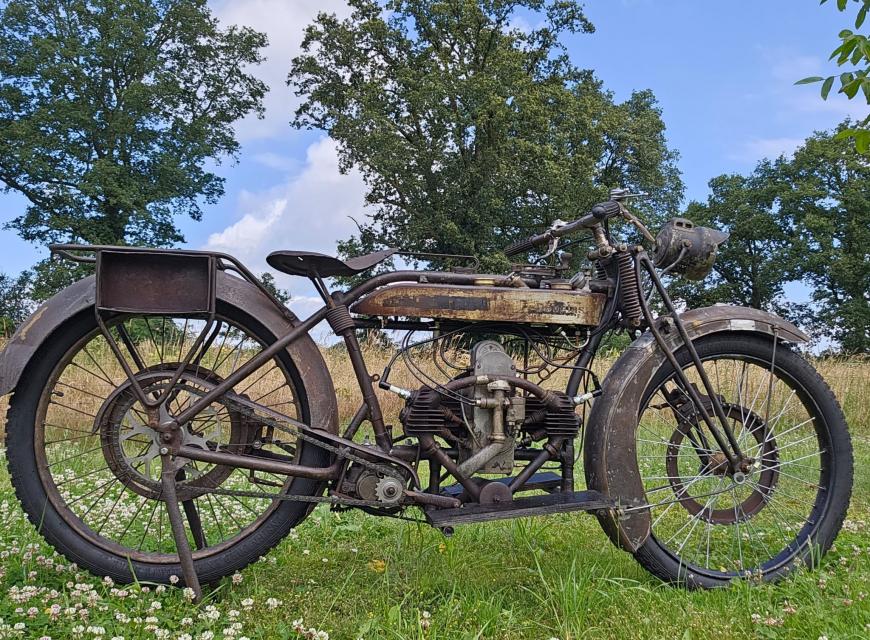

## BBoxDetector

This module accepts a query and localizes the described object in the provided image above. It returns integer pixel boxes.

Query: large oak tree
[673,123,869,354]
[0,0,268,298]
[289,0,683,272]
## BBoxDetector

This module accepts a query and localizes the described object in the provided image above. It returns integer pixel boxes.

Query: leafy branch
[797,0,870,151]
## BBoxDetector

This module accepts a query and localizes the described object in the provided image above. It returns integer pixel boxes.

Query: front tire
[629,334,852,587]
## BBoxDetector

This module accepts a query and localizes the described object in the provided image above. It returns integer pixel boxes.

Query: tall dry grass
[0,336,867,437]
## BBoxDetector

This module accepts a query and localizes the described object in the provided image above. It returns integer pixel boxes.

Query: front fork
[629,248,751,474]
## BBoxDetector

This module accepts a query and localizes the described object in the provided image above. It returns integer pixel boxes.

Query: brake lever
[541,236,559,259]
[540,219,568,258]
[609,188,648,201]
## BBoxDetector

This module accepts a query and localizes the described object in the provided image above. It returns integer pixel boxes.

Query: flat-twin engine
[399,340,579,477]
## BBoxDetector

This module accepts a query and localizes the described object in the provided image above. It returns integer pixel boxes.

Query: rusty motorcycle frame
[0,191,853,598]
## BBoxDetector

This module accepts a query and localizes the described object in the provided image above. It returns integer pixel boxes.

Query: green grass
[0,349,868,639]
[0,433,868,640]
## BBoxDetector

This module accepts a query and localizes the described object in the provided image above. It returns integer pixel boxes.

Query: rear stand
[161,455,203,602]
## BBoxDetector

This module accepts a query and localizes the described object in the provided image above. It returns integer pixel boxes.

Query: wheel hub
[666,403,780,524]
[96,366,250,501]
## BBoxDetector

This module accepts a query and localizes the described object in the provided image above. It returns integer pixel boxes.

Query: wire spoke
[635,351,828,578]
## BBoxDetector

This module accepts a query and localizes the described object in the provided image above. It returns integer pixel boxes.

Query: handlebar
[503,200,622,257]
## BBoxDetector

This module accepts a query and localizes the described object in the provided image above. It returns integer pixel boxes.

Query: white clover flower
[169,575,179,585]
[231,573,243,585]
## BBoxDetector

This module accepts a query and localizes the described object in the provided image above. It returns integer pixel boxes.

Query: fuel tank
[350,282,606,326]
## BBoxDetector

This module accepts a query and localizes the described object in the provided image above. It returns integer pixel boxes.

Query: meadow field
[0,340,867,640]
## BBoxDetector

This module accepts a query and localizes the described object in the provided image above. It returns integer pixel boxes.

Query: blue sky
[0,0,865,321]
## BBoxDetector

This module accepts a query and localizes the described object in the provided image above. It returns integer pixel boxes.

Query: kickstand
[161,456,203,602]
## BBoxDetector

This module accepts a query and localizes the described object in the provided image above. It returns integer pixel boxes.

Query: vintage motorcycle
[0,190,853,598]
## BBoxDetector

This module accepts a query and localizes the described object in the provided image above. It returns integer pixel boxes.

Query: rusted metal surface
[0,274,96,396]
[0,273,340,440]
[97,250,216,315]
[351,283,606,325]
[176,445,340,480]
[161,461,203,601]
[425,489,614,527]
[583,304,809,553]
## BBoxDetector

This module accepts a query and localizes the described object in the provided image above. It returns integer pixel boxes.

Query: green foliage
[259,272,291,305]
[28,257,93,303]
[289,0,683,273]
[0,0,268,276]
[780,124,870,354]
[674,122,869,354]
[797,0,870,152]
[0,270,31,335]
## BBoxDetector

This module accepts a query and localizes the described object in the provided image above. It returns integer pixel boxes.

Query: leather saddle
[266,248,397,278]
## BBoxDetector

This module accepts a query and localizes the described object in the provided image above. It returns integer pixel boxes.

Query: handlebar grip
[591,200,621,221]
[504,233,549,257]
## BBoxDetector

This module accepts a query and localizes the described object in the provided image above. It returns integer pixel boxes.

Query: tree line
[0,0,867,352]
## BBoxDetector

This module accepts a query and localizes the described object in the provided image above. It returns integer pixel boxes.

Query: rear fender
[0,273,338,434]
[583,305,808,552]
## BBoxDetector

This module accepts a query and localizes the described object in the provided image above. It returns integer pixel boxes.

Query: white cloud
[787,90,868,119]
[731,136,804,163]
[760,47,868,120]
[730,47,868,164]
[212,0,354,141]
[252,151,300,173]
[205,137,370,319]
[768,52,824,84]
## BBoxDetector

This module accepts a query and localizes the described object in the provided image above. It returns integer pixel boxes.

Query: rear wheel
[5,304,329,585]
[630,334,852,587]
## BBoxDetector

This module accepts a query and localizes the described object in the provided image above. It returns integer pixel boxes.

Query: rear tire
[5,305,330,585]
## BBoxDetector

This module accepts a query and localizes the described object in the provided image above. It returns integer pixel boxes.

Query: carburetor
[455,340,524,475]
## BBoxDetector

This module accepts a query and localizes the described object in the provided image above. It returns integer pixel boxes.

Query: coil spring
[325,305,356,334]
[594,261,608,281]
[617,252,642,326]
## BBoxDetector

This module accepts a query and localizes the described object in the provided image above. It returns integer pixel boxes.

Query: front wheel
[629,333,852,587]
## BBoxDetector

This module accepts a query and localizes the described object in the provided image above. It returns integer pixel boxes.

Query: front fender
[583,305,807,552]
[0,273,338,435]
